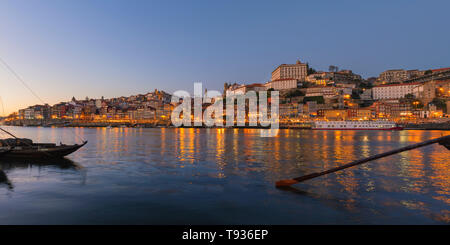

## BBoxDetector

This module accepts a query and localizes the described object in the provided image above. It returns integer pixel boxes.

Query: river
[0,126,449,224]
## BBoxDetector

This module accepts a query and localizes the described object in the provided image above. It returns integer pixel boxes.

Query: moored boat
[0,138,87,159]
[312,120,403,130]
[0,127,87,159]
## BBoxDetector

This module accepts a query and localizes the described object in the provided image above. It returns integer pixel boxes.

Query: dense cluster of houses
[8,89,173,123]
[4,60,450,125]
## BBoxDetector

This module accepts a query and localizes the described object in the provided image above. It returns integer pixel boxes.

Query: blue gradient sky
[1,0,449,115]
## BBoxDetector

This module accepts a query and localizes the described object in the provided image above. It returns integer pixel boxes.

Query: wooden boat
[0,149,11,157]
[0,141,87,159]
[0,127,87,159]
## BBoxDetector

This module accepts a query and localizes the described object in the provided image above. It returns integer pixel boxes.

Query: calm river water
[0,126,449,224]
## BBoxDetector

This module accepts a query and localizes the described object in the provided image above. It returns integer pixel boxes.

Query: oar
[276,135,450,188]
[0,127,19,139]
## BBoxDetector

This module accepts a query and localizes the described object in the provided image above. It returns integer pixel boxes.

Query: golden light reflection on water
[2,126,449,223]
[169,128,450,222]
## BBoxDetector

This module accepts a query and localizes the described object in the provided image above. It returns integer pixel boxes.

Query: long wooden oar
[0,127,19,139]
[276,135,450,188]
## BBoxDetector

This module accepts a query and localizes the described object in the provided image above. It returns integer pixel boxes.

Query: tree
[424,70,432,75]
[431,98,446,110]
[298,81,314,88]
[223,82,229,93]
[285,89,305,98]
[351,91,361,99]
[328,65,336,72]
[405,93,415,100]
[267,88,275,97]
[307,67,317,75]
[328,65,339,72]
[412,100,424,109]
[303,96,325,104]
[359,82,373,89]
[400,93,416,104]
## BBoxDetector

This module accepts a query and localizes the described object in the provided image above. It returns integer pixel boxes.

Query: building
[305,86,338,98]
[227,83,267,94]
[371,100,412,118]
[360,89,372,101]
[378,69,426,84]
[378,69,409,84]
[330,70,362,83]
[407,69,425,79]
[307,70,362,85]
[279,103,301,118]
[436,80,450,98]
[322,109,348,120]
[265,78,299,90]
[413,80,437,105]
[347,109,372,120]
[306,74,330,86]
[372,83,421,100]
[271,60,308,81]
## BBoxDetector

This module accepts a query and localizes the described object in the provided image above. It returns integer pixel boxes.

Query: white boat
[312,120,403,130]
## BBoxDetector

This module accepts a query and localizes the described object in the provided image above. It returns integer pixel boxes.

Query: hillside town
[2,59,450,128]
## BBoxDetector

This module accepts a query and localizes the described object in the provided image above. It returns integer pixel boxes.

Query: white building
[226,83,267,94]
[372,83,421,100]
[265,78,299,90]
[305,87,338,98]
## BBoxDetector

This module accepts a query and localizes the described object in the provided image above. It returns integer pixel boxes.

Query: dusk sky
[1,0,449,115]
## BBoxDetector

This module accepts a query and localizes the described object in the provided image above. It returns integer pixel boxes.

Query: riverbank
[3,119,449,130]
[400,122,450,130]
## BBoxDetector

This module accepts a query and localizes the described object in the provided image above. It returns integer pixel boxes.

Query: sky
[0,0,449,115]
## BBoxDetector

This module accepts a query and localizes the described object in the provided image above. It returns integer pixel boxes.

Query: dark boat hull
[0,141,87,159]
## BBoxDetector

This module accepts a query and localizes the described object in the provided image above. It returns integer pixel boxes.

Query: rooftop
[373,82,422,88]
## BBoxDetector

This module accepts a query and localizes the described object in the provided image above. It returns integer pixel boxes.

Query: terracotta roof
[431,67,450,72]
[246,83,265,88]
[269,78,299,82]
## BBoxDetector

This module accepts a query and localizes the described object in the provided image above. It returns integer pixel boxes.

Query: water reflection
[0,158,83,191]
[0,169,12,190]
[0,157,81,171]
[0,126,449,224]
[188,129,447,222]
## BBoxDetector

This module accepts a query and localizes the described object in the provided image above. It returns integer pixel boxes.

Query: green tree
[307,67,316,75]
[359,82,373,89]
[303,96,324,104]
[431,98,446,110]
[286,89,305,98]
[351,91,361,99]
[405,93,415,100]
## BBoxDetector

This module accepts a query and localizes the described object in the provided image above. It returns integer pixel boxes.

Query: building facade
[271,60,308,81]
[265,78,299,90]
[372,83,421,100]
[378,69,408,84]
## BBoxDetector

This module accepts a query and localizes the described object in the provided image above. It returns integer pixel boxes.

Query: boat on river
[312,120,403,130]
[0,128,87,159]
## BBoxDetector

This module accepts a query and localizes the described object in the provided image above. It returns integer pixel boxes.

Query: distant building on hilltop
[377,69,425,84]
[306,70,362,85]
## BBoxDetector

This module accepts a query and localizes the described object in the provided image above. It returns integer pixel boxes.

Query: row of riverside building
[7,89,174,123]
[224,60,450,122]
